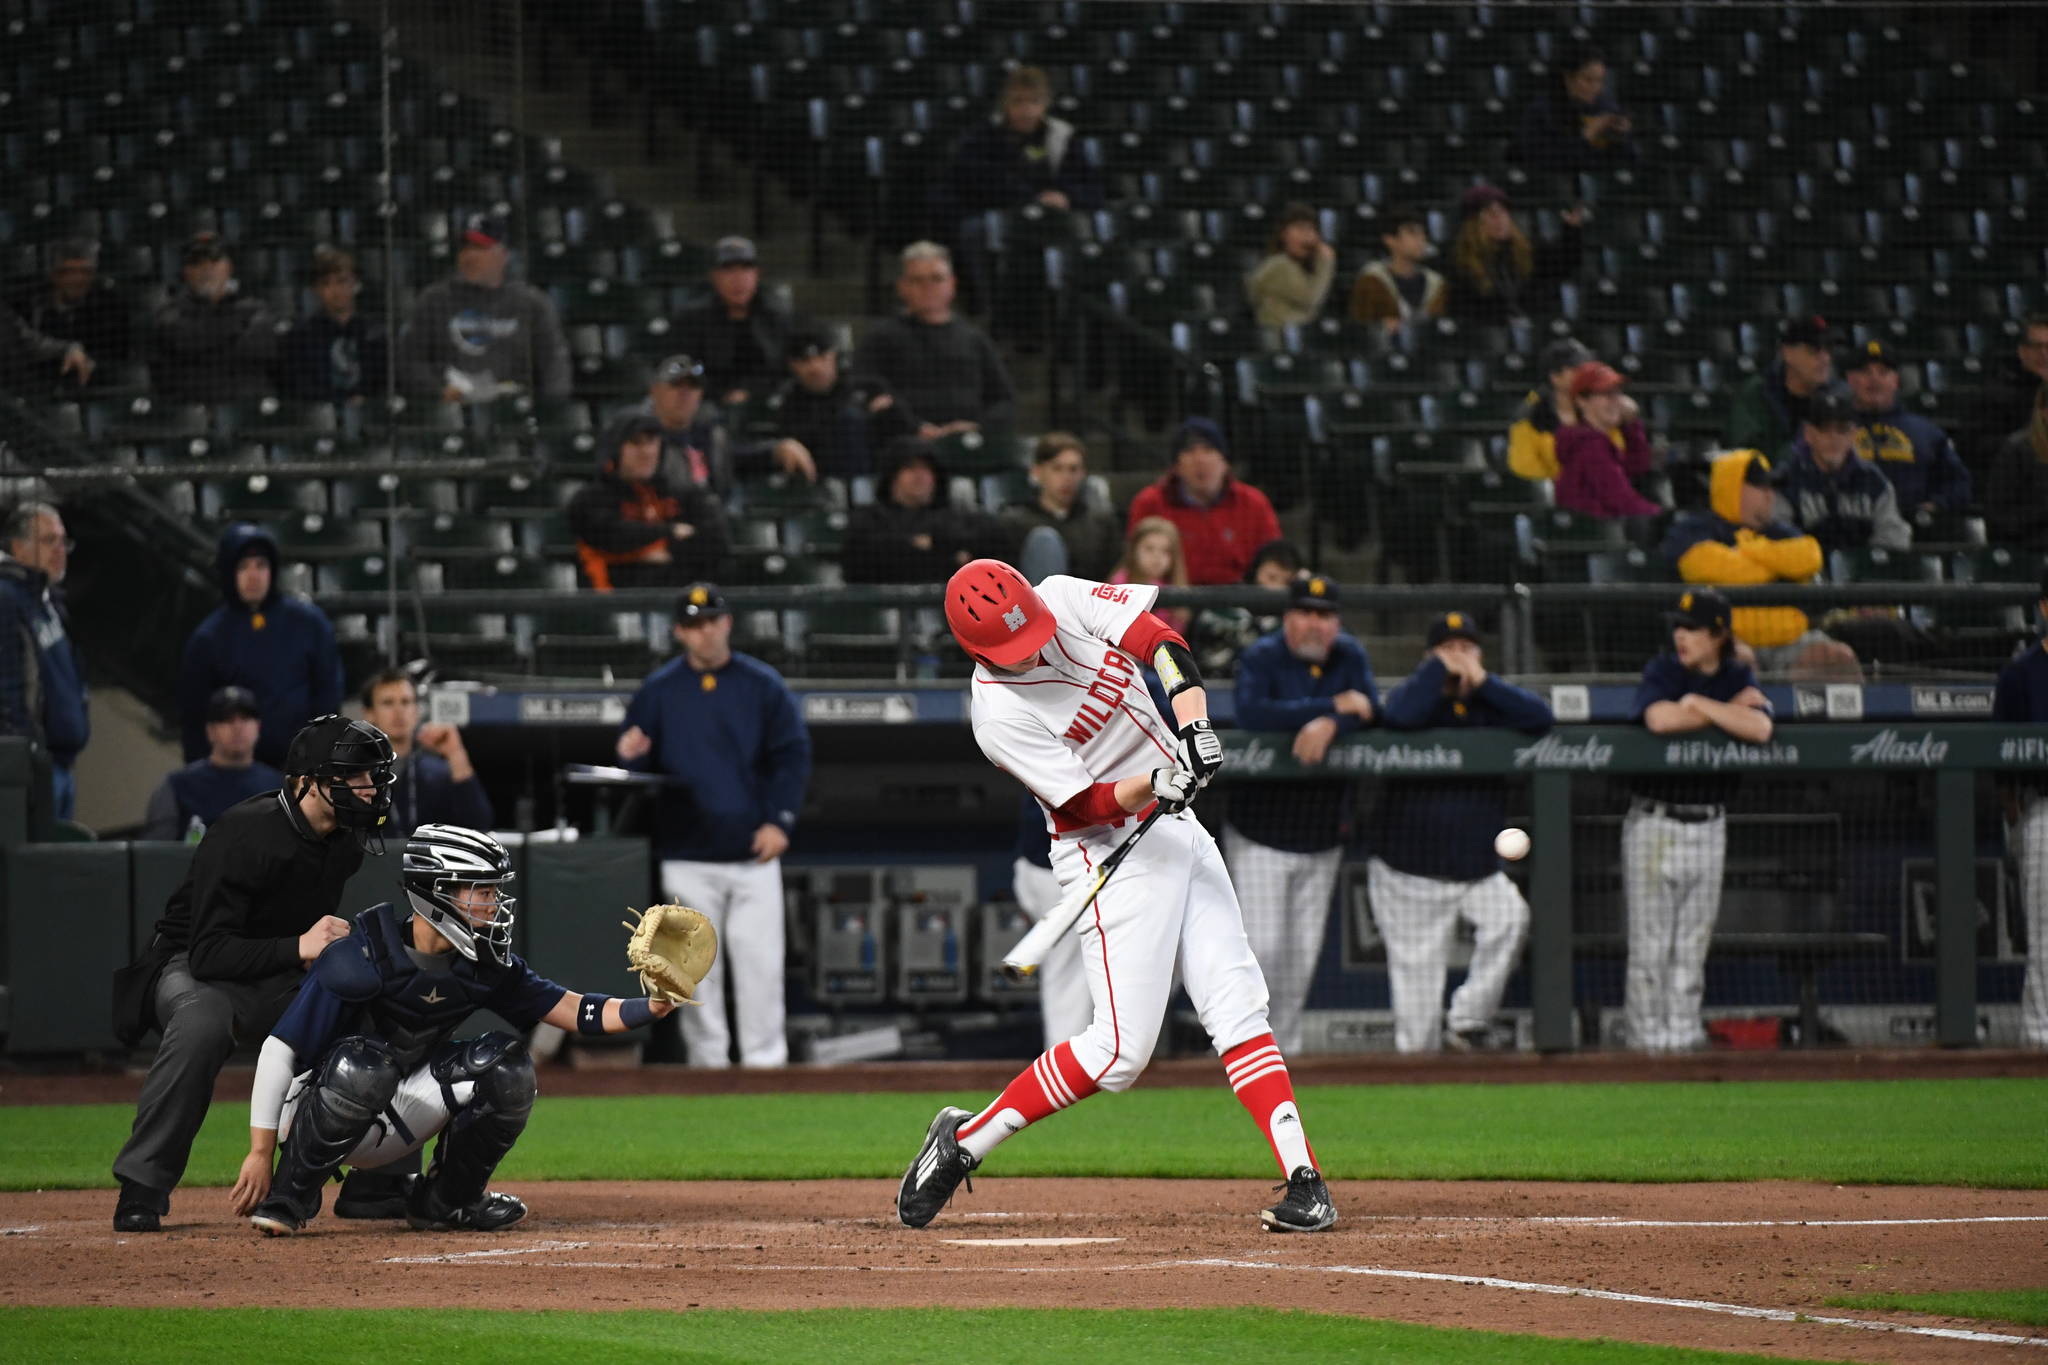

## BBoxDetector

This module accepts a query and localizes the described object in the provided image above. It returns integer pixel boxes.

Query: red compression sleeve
[1053,781,1130,827]
[1117,611,1185,659]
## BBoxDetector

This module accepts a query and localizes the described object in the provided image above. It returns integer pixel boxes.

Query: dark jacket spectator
[1840,341,1973,511]
[947,68,1105,217]
[395,214,570,401]
[1444,185,1584,325]
[756,330,918,483]
[1987,388,2048,550]
[667,237,793,405]
[179,523,343,768]
[4,238,128,382]
[1553,363,1660,519]
[1124,418,1283,585]
[0,504,89,812]
[1778,389,1913,557]
[0,297,90,393]
[1509,45,1638,175]
[276,248,388,402]
[1963,316,2048,474]
[998,432,1121,581]
[843,447,1004,583]
[568,414,730,591]
[142,686,282,840]
[859,243,1016,432]
[147,233,277,403]
[1724,314,1835,456]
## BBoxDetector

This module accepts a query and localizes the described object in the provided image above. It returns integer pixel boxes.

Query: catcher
[229,824,715,1235]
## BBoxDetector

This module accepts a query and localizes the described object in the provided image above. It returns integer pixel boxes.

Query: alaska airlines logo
[1063,649,1138,745]
[1849,728,1949,767]
[1512,734,1614,771]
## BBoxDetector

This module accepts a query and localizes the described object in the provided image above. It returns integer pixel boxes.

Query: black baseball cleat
[112,1180,167,1233]
[334,1166,415,1219]
[896,1105,978,1229]
[1262,1166,1337,1233]
[249,1198,308,1238]
[405,1180,528,1233]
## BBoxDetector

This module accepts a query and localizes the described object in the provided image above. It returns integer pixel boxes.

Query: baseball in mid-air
[1495,827,1531,861]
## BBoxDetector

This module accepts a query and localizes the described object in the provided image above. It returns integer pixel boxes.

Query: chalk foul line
[382,1239,589,1264]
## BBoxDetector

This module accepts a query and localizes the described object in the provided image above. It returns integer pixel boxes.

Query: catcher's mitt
[622,904,718,1005]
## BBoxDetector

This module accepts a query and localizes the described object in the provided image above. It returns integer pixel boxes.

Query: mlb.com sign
[1848,729,1951,767]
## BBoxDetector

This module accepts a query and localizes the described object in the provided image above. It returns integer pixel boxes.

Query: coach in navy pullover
[1372,612,1553,881]
[619,584,811,862]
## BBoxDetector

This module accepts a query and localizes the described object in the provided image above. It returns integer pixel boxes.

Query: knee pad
[431,1032,537,1121]
[316,1035,402,1125]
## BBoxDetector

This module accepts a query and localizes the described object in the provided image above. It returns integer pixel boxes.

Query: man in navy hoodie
[0,502,88,818]
[179,524,343,770]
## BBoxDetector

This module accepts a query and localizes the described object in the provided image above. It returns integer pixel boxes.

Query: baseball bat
[1001,803,1168,981]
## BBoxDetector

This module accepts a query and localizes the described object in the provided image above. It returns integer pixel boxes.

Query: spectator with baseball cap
[1124,417,1283,586]
[753,325,917,484]
[142,686,283,841]
[1778,385,1912,558]
[1553,361,1661,521]
[668,236,794,407]
[569,413,730,591]
[858,242,1016,438]
[147,231,277,402]
[1371,610,1553,1053]
[1724,314,1834,457]
[1445,184,1585,325]
[395,213,570,402]
[1349,203,1449,333]
[1842,339,1974,515]
[1506,337,1594,482]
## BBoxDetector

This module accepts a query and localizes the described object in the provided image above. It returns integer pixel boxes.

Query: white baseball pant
[1366,857,1529,1053]
[2014,796,2048,1049]
[661,857,789,1068]
[1221,825,1343,1055]
[1620,804,1727,1053]
[279,1062,462,1170]
[1047,812,1272,1090]
[1011,855,1092,1050]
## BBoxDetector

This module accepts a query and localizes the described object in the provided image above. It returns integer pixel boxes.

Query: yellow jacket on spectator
[1659,449,1822,648]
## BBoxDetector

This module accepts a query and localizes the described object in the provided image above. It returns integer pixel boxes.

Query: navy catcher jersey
[272,902,568,1073]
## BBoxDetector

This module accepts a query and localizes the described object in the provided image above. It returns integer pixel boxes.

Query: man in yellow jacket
[1658,449,1858,679]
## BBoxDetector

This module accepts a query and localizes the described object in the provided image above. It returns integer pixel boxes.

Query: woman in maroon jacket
[1554,363,1660,520]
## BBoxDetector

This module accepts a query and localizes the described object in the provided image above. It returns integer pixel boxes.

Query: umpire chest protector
[320,903,518,1073]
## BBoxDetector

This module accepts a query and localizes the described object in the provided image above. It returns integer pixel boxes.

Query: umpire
[110,714,395,1231]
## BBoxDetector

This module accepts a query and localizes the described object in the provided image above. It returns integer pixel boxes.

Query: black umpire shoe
[1262,1166,1337,1233]
[896,1105,978,1229]
[405,1179,528,1233]
[334,1165,415,1219]
[113,1180,167,1233]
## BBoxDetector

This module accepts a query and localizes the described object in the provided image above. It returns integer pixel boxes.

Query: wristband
[575,994,613,1035]
[619,997,656,1030]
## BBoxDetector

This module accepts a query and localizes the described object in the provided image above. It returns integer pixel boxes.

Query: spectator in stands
[275,248,387,404]
[1506,337,1593,482]
[668,236,792,407]
[141,686,281,841]
[1553,362,1661,521]
[1662,449,1858,679]
[0,501,87,819]
[1348,204,1448,333]
[1626,588,1773,1053]
[638,354,798,495]
[758,326,916,484]
[1192,538,1308,674]
[1223,573,1376,1054]
[1724,314,1833,457]
[1510,43,1637,175]
[1125,417,1283,585]
[4,238,125,385]
[179,523,343,770]
[1840,340,1972,515]
[1245,203,1336,330]
[1967,314,2048,476]
[147,232,276,404]
[1778,385,1912,557]
[1000,431,1120,583]
[358,667,492,837]
[1987,384,2048,550]
[0,297,93,394]
[1444,184,1584,325]
[1992,567,2048,1051]
[569,414,730,591]
[396,214,570,403]
[843,445,1003,583]
[858,242,1016,438]
[1372,610,1553,1053]
[1110,516,1192,634]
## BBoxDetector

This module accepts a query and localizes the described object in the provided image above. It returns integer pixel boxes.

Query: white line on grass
[1170,1258,2048,1348]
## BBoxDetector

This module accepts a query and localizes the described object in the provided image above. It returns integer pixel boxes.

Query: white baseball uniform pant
[1048,811,1272,1091]
[1620,803,1727,1054]
[2014,796,2048,1049]
[1221,825,1343,1055]
[1012,855,1092,1050]
[1366,857,1529,1053]
[661,857,789,1068]
[280,1061,464,1170]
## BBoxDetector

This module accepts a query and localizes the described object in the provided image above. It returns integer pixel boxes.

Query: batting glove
[1150,766,1199,815]
[1177,718,1224,786]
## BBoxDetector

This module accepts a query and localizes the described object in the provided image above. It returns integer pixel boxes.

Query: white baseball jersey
[968,576,1181,837]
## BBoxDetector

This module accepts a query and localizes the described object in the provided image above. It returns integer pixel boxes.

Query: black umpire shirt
[151,789,366,982]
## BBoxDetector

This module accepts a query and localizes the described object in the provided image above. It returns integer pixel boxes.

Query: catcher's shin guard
[416,1032,536,1214]
[258,1035,400,1232]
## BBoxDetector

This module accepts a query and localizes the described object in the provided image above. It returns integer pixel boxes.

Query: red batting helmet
[946,559,1054,669]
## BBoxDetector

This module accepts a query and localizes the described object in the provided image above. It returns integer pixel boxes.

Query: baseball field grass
[0,1306,1845,1364]
[1820,1289,2048,1326]
[3,1078,2045,1189]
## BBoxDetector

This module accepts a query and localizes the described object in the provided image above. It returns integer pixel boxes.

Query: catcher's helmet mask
[402,824,518,965]
[285,715,398,851]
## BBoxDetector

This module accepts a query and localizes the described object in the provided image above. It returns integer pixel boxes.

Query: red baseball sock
[956,1042,1099,1162]
[1222,1033,1318,1176]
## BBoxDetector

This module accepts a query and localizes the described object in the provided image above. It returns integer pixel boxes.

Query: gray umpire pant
[112,952,301,1196]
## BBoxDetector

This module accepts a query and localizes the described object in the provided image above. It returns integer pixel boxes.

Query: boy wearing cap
[147,232,277,403]
[1553,361,1661,520]
[1125,418,1282,585]
[615,584,811,1067]
[277,248,387,404]
[1506,337,1593,481]
[1349,205,1448,333]
[1724,315,1834,457]
[143,687,284,840]
[669,237,793,406]
[1992,570,2048,1050]
[1369,611,1553,1052]
[568,414,730,590]
[395,214,570,402]
[1223,574,1377,1054]
[1843,340,1974,514]
[756,327,917,482]
[1624,589,1774,1053]
[1777,385,1912,558]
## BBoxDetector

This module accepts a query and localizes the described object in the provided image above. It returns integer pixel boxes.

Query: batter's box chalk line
[382,1239,589,1264]
[1407,1215,2048,1229]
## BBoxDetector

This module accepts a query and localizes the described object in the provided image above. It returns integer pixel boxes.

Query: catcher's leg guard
[410,1033,535,1229]
[253,1035,400,1235]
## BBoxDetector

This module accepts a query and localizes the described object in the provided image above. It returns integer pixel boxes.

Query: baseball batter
[897,560,1335,1233]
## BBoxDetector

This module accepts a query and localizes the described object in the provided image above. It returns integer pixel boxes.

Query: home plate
[940,1237,1123,1248]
